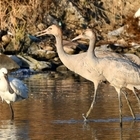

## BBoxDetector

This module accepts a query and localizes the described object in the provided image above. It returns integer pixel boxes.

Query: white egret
[0,68,28,119]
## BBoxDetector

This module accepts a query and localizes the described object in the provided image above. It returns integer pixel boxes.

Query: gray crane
[72,28,140,126]
[36,25,140,126]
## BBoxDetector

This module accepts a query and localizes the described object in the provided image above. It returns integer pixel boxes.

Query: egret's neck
[87,38,96,57]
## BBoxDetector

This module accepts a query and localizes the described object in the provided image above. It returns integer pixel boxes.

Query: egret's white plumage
[36,25,140,125]
[0,68,28,119]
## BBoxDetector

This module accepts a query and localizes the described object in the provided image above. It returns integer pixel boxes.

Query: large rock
[17,55,52,71]
[9,55,23,67]
[0,54,20,71]
[63,40,78,54]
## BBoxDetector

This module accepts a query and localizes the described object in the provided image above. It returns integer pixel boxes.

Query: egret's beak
[71,34,83,42]
[35,29,48,37]
[4,73,14,94]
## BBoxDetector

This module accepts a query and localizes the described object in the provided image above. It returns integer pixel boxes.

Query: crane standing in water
[36,25,140,126]
[0,68,28,120]
[72,29,140,125]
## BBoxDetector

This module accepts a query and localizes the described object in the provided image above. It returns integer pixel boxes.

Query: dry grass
[0,0,47,51]
[0,0,140,52]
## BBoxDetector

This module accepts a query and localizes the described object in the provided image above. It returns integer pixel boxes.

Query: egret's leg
[122,90,135,119]
[83,83,98,121]
[9,103,14,120]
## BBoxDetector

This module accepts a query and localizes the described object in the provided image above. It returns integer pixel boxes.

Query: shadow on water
[0,71,140,139]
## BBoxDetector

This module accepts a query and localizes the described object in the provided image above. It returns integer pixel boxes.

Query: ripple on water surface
[0,72,140,139]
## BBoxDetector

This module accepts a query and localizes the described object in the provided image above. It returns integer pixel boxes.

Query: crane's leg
[83,84,98,121]
[122,90,135,120]
[117,91,122,127]
[115,88,123,126]
[133,89,140,108]
[9,103,14,120]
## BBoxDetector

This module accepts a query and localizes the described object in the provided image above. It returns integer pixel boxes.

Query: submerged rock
[56,65,68,72]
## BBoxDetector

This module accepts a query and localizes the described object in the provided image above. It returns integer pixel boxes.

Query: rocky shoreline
[0,0,140,74]
[1,24,140,73]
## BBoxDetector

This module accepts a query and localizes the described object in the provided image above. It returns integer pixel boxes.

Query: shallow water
[0,71,140,140]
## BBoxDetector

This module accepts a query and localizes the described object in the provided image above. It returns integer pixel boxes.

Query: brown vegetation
[0,0,140,54]
[0,0,51,51]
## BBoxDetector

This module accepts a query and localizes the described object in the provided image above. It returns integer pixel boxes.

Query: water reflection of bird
[36,25,140,126]
[0,68,28,120]
[72,29,140,126]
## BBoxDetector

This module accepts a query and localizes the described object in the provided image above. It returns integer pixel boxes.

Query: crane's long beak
[4,74,14,94]
[35,29,48,37]
[71,34,83,41]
